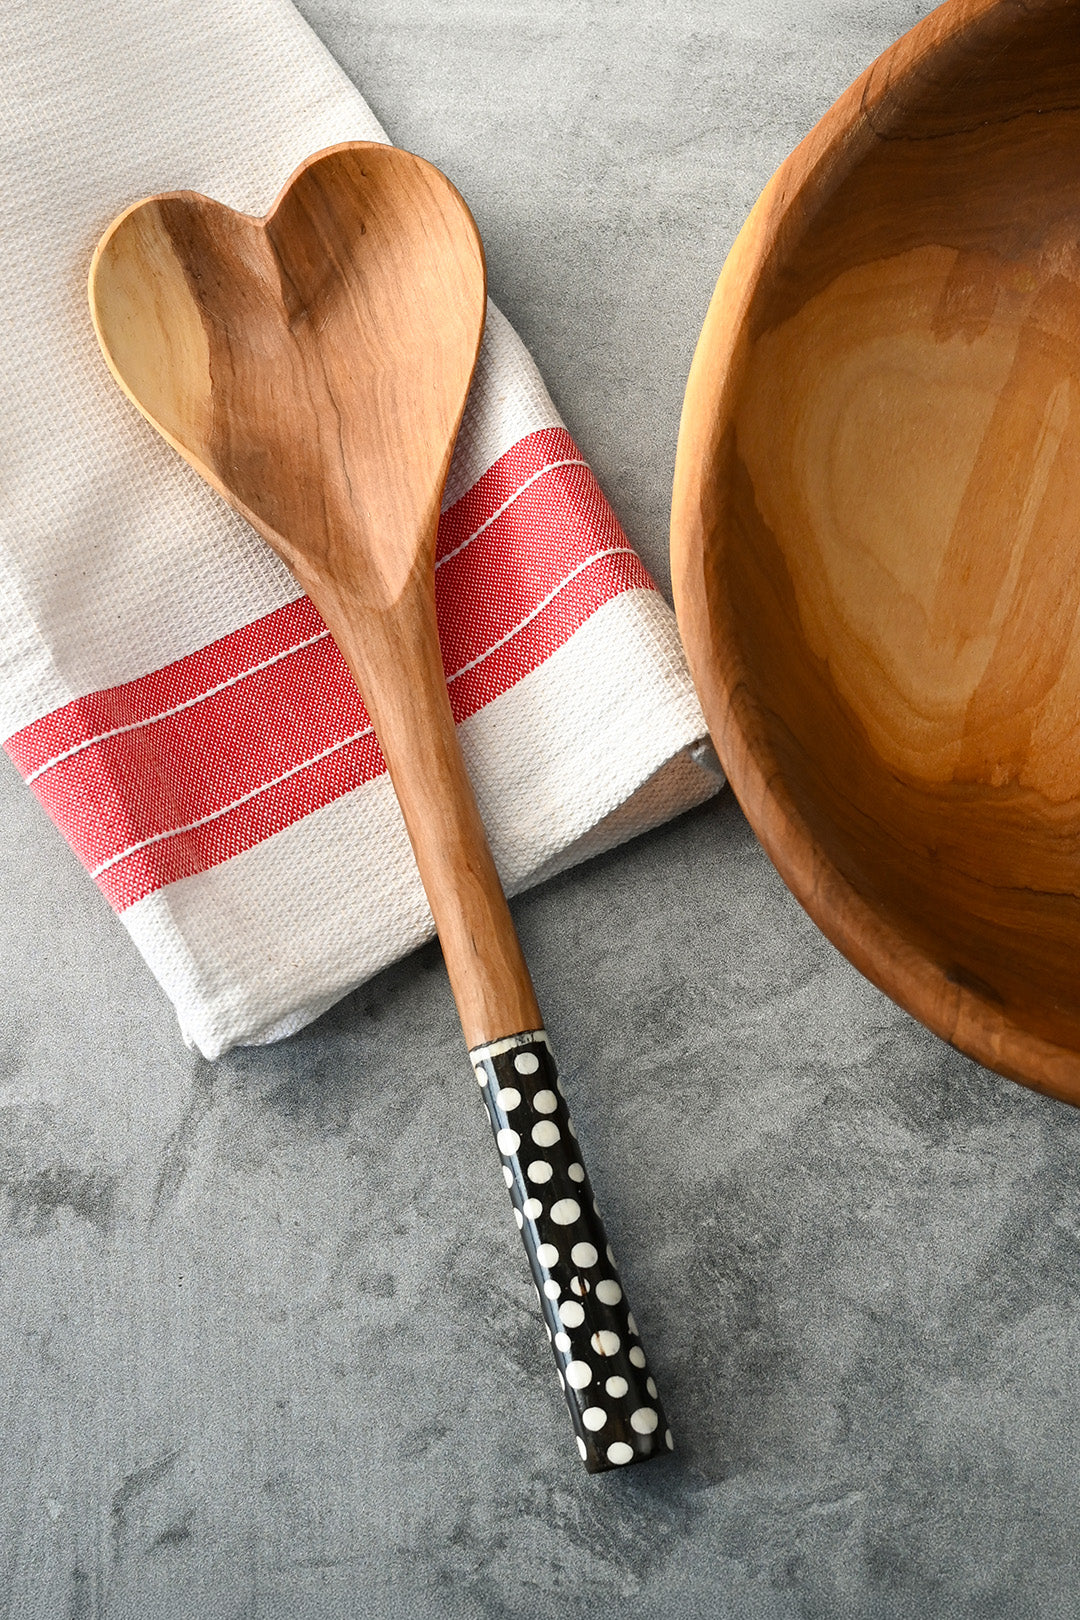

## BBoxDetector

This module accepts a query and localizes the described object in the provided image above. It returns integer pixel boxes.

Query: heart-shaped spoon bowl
[672,0,1080,1102]
[89,141,483,613]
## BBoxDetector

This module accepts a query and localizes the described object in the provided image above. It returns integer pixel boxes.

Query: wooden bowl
[671,0,1080,1103]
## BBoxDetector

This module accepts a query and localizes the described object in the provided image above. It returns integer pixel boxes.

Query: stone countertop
[5,2,1080,1616]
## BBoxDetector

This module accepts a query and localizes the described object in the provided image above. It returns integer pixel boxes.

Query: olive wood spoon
[88,141,669,1471]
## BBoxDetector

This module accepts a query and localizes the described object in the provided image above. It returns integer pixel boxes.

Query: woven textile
[0,0,719,1057]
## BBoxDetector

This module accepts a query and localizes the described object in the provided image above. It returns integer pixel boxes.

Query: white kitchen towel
[0,0,719,1059]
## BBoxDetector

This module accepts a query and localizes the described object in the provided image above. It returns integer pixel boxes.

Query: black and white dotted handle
[470,1030,672,1473]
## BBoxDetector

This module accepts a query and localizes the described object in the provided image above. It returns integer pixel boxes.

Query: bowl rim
[670,0,1080,1104]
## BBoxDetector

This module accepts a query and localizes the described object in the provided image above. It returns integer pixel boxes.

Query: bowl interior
[685,1,1080,1085]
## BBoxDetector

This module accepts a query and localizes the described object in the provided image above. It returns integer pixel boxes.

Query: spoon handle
[470,1030,672,1472]
[317,577,670,1470]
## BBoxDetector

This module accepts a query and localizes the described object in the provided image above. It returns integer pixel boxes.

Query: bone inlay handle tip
[470,1030,672,1473]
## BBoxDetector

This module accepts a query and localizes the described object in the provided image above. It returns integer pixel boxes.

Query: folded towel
[0,0,719,1058]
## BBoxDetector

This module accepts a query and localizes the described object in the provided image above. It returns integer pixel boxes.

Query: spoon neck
[314,573,542,1051]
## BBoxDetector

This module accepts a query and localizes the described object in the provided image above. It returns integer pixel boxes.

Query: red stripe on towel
[6,428,654,910]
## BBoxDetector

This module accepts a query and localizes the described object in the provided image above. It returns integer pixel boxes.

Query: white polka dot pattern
[470,1028,670,1473]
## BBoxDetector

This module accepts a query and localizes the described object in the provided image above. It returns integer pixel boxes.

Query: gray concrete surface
[6,1,1080,1616]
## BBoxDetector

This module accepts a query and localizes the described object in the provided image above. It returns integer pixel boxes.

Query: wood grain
[90,142,541,1048]
[671,0,1080,1102]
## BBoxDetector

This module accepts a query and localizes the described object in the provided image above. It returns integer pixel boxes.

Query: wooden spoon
[89,141,669,1471]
